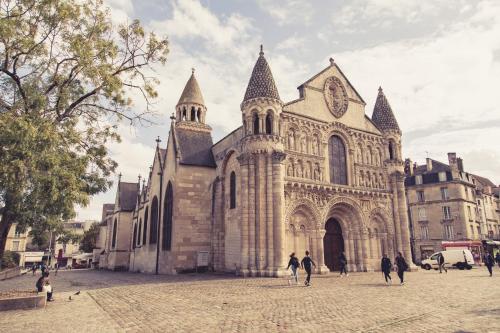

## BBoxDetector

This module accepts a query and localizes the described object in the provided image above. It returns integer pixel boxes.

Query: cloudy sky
[77,0,500,220]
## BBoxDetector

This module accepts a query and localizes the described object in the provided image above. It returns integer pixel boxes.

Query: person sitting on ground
[36,272,54,301]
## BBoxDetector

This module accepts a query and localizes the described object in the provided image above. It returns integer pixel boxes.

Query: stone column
[362,231,373,271]
[396,174,417,268]
[256,154,266,274]
[248,155,257,275]
[272,151,287,276]
[237,154,250,276]
[316,229,329,274]
[347,234,356,272]
[391,176,403,254]
[266,153,274,275]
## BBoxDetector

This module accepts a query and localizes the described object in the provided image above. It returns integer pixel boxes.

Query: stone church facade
[96,47,414,276]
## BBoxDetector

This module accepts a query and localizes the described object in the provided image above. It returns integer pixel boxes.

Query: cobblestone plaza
[1,268,499,332]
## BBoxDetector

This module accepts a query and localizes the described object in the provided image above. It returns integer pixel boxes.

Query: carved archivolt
[284,198,322,229]
[368,207,393,234]
[322,196,365,231]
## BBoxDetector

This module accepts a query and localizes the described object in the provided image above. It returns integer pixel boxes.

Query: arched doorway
[323,218,344,271]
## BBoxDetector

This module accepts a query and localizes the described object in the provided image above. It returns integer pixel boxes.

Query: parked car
[421,249,474,270]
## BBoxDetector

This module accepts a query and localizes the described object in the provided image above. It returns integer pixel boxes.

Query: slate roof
[100,203,114,223]
[118,182,138,211]
[243,47,280,102]
[472,174,496,188]
[371,87,400,132]
[177,71,205,106]
[413,159,450,175]
[175,128,216,167]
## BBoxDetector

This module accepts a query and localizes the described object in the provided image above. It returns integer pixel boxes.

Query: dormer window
[415,175,423,185]
[438,172,447,182]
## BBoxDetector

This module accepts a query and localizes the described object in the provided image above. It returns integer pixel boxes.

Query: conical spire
[177,69,205,106]
[243,45,280,103]
[372,87,400,133]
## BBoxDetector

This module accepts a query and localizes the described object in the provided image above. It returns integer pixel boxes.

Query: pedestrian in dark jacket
[339,252,348,277]
[395,252,408,285]
[301,251,316,286]
[36,272,54,301]
[437,253,447,274]
[381,254,392,284]
[495,253,500,268]
[287,253,300,285]
[484,252,495,277]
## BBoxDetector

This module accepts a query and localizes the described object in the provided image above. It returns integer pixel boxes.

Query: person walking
[31,264,37,276]
[381,254,392,285]
[395,252,408,285]
[484,252,495,277]
[301,251,316,287]
[338,252,348,277]
[437,252,447,274]
[286,253,300,285]
[495,252,500,269]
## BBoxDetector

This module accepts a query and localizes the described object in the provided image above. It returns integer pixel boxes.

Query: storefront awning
[24,252,44,262]
[484,240,500,246]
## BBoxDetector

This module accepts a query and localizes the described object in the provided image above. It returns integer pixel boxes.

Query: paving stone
[0,268,499,332]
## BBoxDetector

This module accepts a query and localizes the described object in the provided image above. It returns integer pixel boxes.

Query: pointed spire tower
[241,45,282,137]
[175,69,211,132]
[238,46,287,278]
[372,87,401,134]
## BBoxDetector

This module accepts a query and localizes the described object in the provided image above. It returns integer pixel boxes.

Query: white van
[421,249,474,270]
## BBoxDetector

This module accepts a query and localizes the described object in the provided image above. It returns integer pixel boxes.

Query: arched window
[111,218,118,249]
[132,223,137,249]
[191,107,196,121]
[230,172,236,209]
[143,207,149,245]
[150,196,159,244]
[197,108,201,122]
[137,219,142,246]
[265,113,273,134]
[389,142,395,160]
[328,135,348,185]
[182,107,187,121]
[162,182,173,251]
[253,113,259,134]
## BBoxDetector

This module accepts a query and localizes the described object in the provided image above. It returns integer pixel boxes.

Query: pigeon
[69,296,72,301]
[74,291,80,295]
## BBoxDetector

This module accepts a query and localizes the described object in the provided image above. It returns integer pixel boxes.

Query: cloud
[104,0,134,23]
[257,0,314,26]
[332,0,500,182]
[333,0,470,31]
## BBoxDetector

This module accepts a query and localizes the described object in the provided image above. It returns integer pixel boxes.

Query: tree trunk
[0,213,13,269]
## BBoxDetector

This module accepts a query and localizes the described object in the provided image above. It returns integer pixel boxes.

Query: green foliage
[79,222,100,253]
[0,0,169,260]
[1,250,20,268]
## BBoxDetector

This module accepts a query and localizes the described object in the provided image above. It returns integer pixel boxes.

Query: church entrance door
[323,218,344,271]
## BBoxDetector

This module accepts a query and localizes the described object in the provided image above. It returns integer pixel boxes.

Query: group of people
[286,250,499,287]
[287,251,409,286]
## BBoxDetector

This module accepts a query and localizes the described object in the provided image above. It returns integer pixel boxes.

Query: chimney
[457,157,464,172]
[413,162,418,174]
[426,158,432,172]
[448,152,458,170]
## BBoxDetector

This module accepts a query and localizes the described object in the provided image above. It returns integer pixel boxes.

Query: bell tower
[238,46,287,277]
[175,69,211,133]
[372,87,415,268]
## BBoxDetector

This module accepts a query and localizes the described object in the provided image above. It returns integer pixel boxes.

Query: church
[95,47,414,276]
